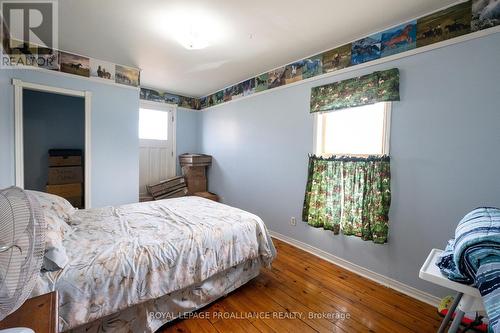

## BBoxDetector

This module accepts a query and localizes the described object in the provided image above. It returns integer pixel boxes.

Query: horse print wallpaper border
[1,38,142,89]
[140,87,200,110]
[0,21,201,109]
[1,1,498,111]
[198,0,498,110]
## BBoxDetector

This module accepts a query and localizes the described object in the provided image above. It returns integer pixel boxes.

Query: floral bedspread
[32,197,276,331]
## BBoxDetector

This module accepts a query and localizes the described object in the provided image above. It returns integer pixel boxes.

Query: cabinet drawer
[48,167,83,185]
[48,156,82,167]
[46,183,82,198]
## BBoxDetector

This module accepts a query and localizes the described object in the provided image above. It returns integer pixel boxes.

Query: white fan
[0,187,46,333]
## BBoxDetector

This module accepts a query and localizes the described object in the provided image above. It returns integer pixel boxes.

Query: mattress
[32,197,276,332]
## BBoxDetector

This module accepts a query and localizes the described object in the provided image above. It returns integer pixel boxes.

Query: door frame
[139,99,177,175]
[13,79,92,208]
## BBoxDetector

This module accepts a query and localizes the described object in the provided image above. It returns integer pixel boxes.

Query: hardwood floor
[158,238,442,333]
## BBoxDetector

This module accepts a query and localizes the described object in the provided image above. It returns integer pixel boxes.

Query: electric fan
[0,187,46,333]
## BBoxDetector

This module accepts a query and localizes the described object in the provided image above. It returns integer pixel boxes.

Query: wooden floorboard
[158,238,441,333]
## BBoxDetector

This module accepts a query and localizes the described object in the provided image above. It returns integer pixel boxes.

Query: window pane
[139,108,168,140]
[323,103,385,155]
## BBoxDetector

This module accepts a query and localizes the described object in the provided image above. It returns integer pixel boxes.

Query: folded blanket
[437,207,500,333]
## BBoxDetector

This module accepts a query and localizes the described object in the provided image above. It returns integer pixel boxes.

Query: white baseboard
[269,230,441,307]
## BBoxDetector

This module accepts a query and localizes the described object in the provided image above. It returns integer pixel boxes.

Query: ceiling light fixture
[152,7,227,50]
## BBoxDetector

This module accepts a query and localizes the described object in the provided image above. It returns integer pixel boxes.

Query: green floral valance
[310,68,400,113]
[302,155,391,243]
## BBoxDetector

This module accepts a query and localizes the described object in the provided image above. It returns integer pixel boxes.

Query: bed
[29,191,276,332]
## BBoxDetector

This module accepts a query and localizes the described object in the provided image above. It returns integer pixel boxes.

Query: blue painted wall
[0,69,140,207]
[199,32,500,296]
[176,108,200,174]
[23,89,85,192]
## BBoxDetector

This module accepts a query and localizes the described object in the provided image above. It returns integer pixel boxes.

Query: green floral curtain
[310,68,400,113]
[302,155,391,244]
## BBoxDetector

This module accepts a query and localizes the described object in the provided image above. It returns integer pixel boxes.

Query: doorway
[138,101,176,201]
[14,79,92,208]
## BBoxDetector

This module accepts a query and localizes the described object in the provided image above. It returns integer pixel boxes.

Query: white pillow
[26,190,75,271]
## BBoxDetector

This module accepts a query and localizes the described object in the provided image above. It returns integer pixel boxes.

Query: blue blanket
[437,207,500,333]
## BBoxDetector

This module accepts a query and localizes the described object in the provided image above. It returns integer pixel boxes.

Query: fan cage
[0,187,46,320]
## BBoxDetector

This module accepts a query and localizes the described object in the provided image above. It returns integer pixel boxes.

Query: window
[314,102,391,156]
[139,108,169,141]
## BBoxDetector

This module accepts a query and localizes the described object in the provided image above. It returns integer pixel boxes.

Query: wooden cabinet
[0,291,58,333]
[46,149,83,208]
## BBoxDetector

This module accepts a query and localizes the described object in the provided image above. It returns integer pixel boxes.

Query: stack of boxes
[179,153,219,202]
[46,149,84,208]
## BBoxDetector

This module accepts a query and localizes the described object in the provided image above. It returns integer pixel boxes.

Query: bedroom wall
[199,32,500,297]
[176,108,201,174]
[23,90,85,192]
[0,69,140,207]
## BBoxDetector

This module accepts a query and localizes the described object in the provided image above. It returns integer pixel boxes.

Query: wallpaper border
[198,0,498,110]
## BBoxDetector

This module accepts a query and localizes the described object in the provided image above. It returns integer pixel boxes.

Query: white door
[138,101,176,200]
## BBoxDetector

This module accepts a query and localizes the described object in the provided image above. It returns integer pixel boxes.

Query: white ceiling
[58,0,457,97]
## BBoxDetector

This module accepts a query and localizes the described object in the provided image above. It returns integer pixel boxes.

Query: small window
[314,102,391,156]
[139,108,169,141]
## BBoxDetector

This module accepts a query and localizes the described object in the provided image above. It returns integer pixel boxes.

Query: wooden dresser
[46,149,84,208]
[0,291,58,333]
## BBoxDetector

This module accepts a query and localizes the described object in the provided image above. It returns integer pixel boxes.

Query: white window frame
[313,102,392,157]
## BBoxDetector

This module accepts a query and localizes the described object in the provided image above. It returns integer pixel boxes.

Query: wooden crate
[179,154,212,167]
[48,167,83,185]
[146,176,190,201]
[156,187,188,200]
[147,176,187,200]
[46,183,82,198]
